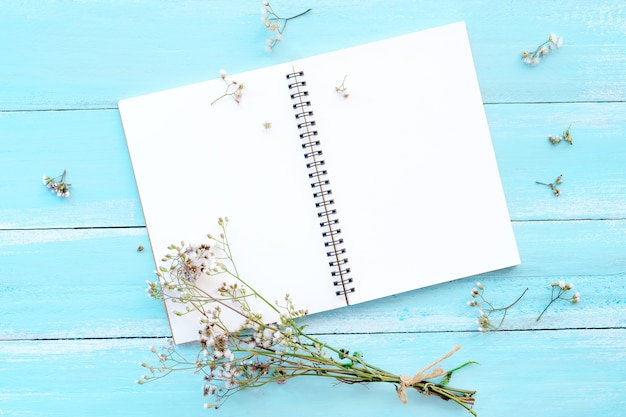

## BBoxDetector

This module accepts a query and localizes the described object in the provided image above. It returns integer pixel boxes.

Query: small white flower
[555,37,563,48]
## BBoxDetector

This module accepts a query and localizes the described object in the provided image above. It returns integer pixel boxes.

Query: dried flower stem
[335,75,349,98]
[142,218,477,414]
[536,281,580,321]
[211,71,244,106]
[42,169,71,197]
[536,174,563,197]
[262,1,312,51]
[469,282,528,332]
[522,33,563,65]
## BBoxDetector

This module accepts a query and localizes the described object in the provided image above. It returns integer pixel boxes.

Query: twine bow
[396,344,461,403]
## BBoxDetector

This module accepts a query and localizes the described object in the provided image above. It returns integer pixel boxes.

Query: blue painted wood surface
[1,1,625,416]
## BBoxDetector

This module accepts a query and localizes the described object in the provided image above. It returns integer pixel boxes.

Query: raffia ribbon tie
[396,344,461,404]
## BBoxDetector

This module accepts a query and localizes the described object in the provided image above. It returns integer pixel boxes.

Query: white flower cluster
[42,171,71,197]
[181,243,218,282]
[551,281,580,303]
[260,1,311,52]
[211,70,244,105]
[522,33,563,65]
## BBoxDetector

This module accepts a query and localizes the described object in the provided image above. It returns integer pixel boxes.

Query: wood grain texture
[0,110,143,228]
[1,1,625,416]
[0,228,168,340]
[1,1,625,110]
[487,103,626,220]
[1,330,624,417]
[2,220,624,339]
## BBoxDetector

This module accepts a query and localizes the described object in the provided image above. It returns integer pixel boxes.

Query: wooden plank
[1,2,624,417]
[1,1,625,110]
[0,109,144,229]
[487,103,626,220]
[0,228,170,340]
[2,220,624,339]
[1,329,624,416]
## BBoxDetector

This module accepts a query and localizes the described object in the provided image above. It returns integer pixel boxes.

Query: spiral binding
[286,69,355,302]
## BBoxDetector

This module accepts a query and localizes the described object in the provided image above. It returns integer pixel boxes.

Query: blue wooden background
[1,1,625,416]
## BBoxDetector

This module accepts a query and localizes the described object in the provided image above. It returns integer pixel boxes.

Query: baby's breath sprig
[335,75,349,98]
[140,218,477,415]
[536,174,563,197]
[549,126,573,145]
[261,1,312,52]
[536,281,580,322]
[42,170,71,198]
[522,33,563,65]
[468,282,528,332]
[211,70,245,106]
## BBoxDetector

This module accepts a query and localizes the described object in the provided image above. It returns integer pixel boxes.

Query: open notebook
[119,21,520,344]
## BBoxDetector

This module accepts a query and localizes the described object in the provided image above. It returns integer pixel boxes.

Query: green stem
[272,8,312,21]
[535,181,553,187]
[285,8,312,20]
[536,287,565,321]
[215,222,281,316]
[487,287,528,314]
[532,40,552,58]
[426,384,477,416]
[210,94,228,106]
[270,7,312,35]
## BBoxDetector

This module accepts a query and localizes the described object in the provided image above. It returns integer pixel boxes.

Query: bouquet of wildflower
[140,218,477,415]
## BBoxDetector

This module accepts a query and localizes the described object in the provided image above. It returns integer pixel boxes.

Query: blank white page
[292,21,520,305]
[120,62,344,343]
[119,21,520,343]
